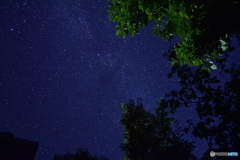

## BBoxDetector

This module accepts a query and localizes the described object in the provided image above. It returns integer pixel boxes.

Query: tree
[120,98,197,160]
[107,0,240,71]
[53,148,109,160]
[163,62,240,159]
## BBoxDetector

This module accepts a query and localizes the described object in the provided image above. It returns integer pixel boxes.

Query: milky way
[2,1,239,160]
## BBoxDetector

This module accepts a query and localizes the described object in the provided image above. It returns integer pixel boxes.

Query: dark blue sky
[1,1,239,160]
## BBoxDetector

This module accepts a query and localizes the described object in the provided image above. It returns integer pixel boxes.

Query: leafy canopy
[165,63,240,156]
[107,0,240,71]
[120,98,196,160]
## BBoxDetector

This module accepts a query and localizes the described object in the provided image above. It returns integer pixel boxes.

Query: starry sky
[1,1,239,160]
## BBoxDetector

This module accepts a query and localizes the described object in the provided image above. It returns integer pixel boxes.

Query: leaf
[148,15,154,21]
[120,20,125,26]
[208,61,213,64]
[193,59,202,66]
[145,8,151,15]
[179,11,184,18]
[127,25,131,30]
[115,25,122,29]
[212,49,218,56]
[130,31,134,37]
[171,61,176,66]
[168,4,173,13]
[184,13,190,20]
[210,64,217,70]
[221,45,227,51]
[220,39,227,45]
[122,32,127,38]
[116,29,123,36]
[182,41,187,46]
[138,4,144,11]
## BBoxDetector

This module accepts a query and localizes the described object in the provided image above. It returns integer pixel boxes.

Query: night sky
[1,1,239,160]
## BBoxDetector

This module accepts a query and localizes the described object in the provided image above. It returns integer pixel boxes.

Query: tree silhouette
[53,148,108,160]
[164,61,240,159]
[119,98,197,160]
[107,0,240,70]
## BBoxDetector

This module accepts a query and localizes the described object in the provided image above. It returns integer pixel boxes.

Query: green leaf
[120,20,125,26]
[115,25,122,29]
[138,4,144,11]
[182,41,187,46]
[193,59,202,66]
[184,13,190,20]
[116,29,123,36]
[148,15,154,21]
[212,49,218,56]
[169,4,173,13]
[127,25,131,30]
[130,31,134,37]
[179,11,184,18]
[171,61,176,66]
[145,8,151,15]
[122,32,127,38]
[210,64,217,70]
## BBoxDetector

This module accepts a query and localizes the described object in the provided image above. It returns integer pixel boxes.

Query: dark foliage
[120,98,197,160]
[53,148,108,160]
[165,62,240,159]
